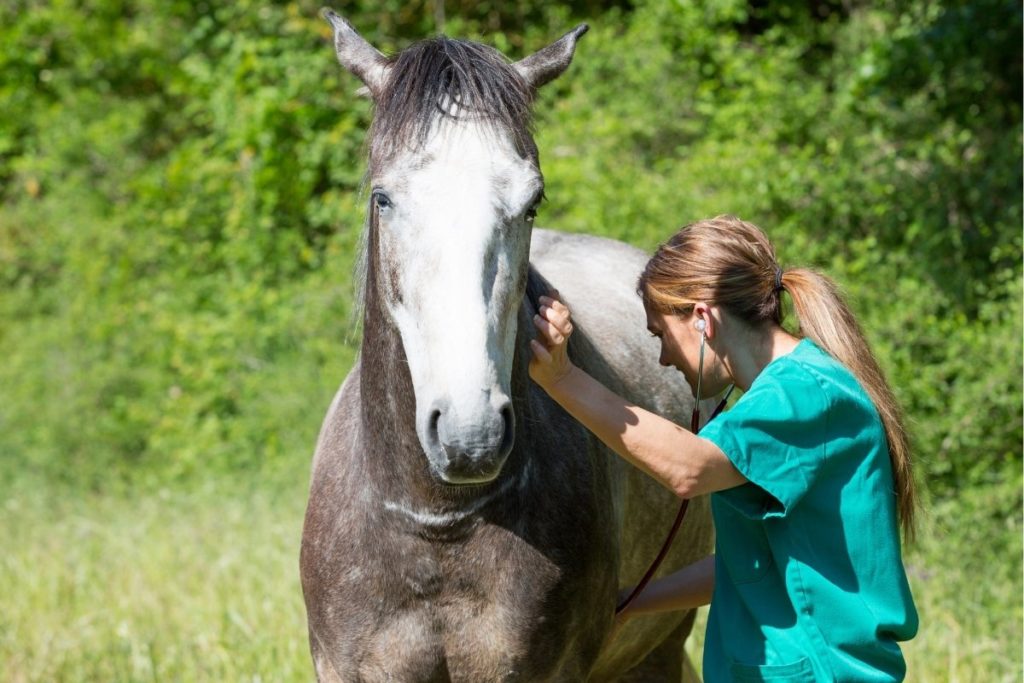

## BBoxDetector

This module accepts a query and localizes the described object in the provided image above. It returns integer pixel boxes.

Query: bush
[0,1,1019,510]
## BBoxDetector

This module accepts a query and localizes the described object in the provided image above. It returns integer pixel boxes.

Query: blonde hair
[638,215,916,541]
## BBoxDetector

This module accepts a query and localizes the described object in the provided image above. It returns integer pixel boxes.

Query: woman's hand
[529,291,576,390]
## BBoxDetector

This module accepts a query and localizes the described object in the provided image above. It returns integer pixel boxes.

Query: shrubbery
[1,0,1020,519]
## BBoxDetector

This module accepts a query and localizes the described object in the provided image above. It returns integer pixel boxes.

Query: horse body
[302,357,611,682]
[301,14,713,681]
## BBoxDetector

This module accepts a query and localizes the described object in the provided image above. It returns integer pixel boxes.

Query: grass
[902,490,1024,681]
[1,480,313,682]
[2,478,1020,682]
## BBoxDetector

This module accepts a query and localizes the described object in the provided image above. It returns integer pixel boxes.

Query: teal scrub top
[698,339,918,682]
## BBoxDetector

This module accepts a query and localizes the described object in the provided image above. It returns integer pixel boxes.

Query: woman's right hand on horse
[529,291,576,389]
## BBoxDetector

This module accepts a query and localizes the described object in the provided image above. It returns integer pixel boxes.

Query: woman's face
[644,305,703,393]
[643,302,735,400]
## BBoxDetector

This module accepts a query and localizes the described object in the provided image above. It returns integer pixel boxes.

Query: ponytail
[782,269,917,542]
[640,215,917,542]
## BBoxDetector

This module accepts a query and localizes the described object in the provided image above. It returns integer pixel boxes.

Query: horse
[300,12,714,681]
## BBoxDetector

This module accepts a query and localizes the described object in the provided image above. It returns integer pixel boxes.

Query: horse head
[324,11,587,486]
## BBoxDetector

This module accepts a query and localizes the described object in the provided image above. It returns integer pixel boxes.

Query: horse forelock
[368,37,538,170]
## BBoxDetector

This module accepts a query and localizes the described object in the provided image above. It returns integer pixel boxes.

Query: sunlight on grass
[901,502,1023,682]
[1,483,313,682]
[2,482,1019,681]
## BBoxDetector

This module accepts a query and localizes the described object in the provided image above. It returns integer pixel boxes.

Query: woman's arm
[620,555,716,616]
[529,294,746,498]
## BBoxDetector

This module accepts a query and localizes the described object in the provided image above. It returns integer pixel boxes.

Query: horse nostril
[498,402,515,455]
[428,407,442,447]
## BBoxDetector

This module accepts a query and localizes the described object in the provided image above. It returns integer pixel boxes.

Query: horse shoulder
[302,367,381,617]
[529,228,715,677]
[529,229,688,417]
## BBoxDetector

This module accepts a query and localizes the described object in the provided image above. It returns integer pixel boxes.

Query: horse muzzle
[422,397,515,485]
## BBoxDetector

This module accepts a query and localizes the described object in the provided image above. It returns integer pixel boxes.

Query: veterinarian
[529,215,918,682]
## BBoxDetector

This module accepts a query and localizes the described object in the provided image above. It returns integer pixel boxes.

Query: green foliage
[3,0,1018,495]
[1,0,367,490]
[532,0,1022,513]
[0,0,1020,677]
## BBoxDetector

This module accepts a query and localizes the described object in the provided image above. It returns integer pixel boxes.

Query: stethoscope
[615,316,734,615]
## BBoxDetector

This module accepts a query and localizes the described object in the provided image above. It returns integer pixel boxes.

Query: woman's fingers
[529,290,577,388]
[540,302,570,327]
[538,292,564,310]
[534,290,574,351]
[533,313,564,345]
[538,302,573,337]
[553,308,573,336]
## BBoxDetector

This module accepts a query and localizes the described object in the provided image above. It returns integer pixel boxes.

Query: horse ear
[512,24,589,90]
[322,8,390,98]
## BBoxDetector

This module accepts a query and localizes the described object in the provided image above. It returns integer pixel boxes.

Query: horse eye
[372,191,392,210]
[524,189,545,222]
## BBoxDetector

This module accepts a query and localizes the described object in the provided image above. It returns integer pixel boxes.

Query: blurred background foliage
[0,0,1020,679]
[1,0,1018,509]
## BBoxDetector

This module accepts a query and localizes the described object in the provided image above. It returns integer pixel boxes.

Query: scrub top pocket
[730,656,816,682]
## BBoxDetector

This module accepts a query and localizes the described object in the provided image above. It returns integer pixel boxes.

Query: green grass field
[2,478,1019,682]
[1,482,312,681]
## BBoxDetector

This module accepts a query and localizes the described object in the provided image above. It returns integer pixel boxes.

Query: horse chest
[354,596,532,682]
[342,519,596,681]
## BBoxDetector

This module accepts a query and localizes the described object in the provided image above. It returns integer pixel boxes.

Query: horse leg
[614,610,699,683]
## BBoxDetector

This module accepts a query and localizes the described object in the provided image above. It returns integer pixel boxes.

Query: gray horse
[300,12,714,681]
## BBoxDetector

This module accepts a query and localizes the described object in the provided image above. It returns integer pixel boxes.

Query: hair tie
[773,265,784,292]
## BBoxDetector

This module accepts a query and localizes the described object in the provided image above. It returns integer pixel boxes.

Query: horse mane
[369,37,538,169]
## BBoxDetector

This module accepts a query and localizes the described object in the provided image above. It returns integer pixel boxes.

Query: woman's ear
[693,302,715,340]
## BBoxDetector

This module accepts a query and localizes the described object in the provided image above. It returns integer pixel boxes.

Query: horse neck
[357,261,431,500]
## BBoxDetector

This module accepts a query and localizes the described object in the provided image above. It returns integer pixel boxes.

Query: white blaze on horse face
[374,118,540,483]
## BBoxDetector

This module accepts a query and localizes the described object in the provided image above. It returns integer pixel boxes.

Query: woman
[529,215,918,682]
